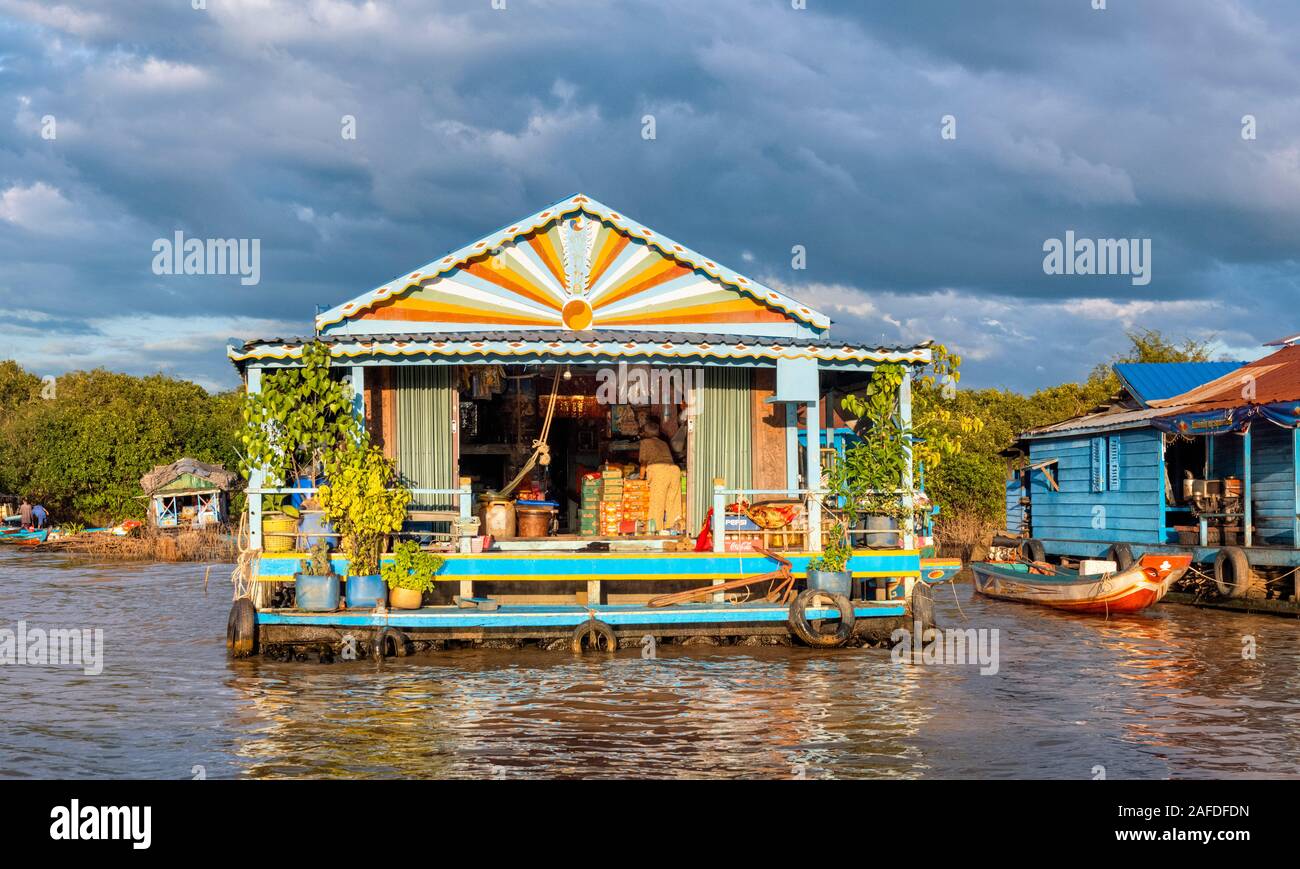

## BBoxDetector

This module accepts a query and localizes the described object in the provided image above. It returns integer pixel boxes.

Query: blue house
[1006,348,1300,601]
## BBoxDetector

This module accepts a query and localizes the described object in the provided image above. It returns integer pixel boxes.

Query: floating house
[1008,344,1300,604]
[225,194,954,657]
[141,459,238,529]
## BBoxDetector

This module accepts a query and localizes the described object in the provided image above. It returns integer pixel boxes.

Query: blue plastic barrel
[295,573,340,611]
[345,574,387,609]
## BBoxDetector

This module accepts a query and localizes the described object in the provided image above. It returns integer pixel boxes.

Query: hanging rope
[496,370,562,499]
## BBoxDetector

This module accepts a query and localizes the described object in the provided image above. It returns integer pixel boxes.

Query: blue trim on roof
[1113,361,1247,407]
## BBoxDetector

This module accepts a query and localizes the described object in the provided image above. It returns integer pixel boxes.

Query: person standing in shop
[639,418,682,533]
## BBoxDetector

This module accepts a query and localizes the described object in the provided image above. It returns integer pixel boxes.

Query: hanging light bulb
[562,365,572,381]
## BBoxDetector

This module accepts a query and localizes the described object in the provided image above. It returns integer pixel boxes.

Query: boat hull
[972,554,1191,614]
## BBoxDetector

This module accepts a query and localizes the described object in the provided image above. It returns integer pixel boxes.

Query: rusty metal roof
[1148,344,1300,410]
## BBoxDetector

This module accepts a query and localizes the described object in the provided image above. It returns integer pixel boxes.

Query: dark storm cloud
[0,0,1296,390]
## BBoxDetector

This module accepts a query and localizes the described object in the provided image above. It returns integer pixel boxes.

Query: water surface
[1,550,1296,779]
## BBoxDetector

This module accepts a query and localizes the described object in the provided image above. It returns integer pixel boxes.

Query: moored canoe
[972,553,1191,614]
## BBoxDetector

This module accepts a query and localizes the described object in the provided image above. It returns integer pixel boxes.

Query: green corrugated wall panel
[692,367,753,524]
[395,367,454,510]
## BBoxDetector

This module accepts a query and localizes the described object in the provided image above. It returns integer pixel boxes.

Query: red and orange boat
[971,553,1191,614]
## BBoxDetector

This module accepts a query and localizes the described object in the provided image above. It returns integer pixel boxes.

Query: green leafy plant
[240,342,362,487]
[318,441,410,577]
[807,523,852,573]
[298,541,335,577]
[381,541,445,593]
[836,348,982,525]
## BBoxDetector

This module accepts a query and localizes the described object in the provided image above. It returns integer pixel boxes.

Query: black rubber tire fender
[1105,543,1135,572]
[788,589,855,648]
[1214,547,1252,598]
[572,618,618,654]
[909,580,937,632]
[372,627,410,660]
[1020,539,1046,563]
[227,598,258,658]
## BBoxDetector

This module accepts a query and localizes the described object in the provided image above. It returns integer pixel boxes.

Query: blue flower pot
[807,569,853,598]
[345,574,387,609]
[295,573,341,612]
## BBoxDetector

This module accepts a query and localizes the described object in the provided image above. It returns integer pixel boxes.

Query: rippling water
[1,549,1297,779]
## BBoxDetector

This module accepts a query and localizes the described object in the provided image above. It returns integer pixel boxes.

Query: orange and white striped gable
[316,195,829,339]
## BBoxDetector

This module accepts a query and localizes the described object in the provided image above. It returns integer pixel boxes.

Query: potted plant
[806,524,853,597]
[318,440,411,609]
[240,340,364,549]
[382,541,445,609]
[294,541,340,611]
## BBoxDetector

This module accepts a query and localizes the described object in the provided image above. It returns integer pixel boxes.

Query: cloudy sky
[1,0,1297,391]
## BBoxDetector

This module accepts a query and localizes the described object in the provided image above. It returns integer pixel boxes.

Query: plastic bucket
[295,573,340,612]
[807,569,853,597]
[345,574,387,609]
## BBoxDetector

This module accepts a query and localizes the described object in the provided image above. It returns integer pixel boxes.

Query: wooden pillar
[899,368,914,550]
[806,399,821,552]
[1244,426,1253,548]
[246,367,264,550]
[785,405,800,492]
[350,365,365,425]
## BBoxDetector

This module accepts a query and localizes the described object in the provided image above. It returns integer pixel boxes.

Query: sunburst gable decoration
[316,194,830,335]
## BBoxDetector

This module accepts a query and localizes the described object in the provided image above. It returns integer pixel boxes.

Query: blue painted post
[246,367,264,550]
[712,479,726,555]
[785,404,800,493]
[712,478,726,602]
[806,399,822,552]
[458,477,473,557]
[350,365,365,424]
[1157,433,1167,544]
[899,368,914,552]
[1293,426,1299,547]
[1244,426,1253,548]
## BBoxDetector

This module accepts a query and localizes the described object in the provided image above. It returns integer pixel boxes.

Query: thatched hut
[141,459,239,529]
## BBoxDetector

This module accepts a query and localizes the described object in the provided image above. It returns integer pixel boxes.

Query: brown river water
[2,549,1298,779]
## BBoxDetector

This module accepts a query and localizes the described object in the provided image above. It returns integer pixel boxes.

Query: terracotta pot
[389,586,423,610]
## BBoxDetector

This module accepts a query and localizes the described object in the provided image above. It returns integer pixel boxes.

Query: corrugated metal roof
[1150,344,1300,410]
[1022,405,1189,438]
[1113,361,1247,406]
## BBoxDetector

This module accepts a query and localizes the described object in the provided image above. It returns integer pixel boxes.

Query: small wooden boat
[0,529,50,546]
[971,553,1192,614]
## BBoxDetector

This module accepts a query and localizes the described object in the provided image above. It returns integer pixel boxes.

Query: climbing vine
[240,341,362,486]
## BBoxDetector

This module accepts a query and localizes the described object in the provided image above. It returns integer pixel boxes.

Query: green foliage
[0,360,42,413]
[807,524,852,573]
[836,346,983,522]
[299,541,335,577]
[0,363,241,525]
[240,342,362,485]
[318,441,411,577]
[382,541,445,592]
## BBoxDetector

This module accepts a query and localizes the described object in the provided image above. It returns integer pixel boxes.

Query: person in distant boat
[19,498,32,529]
[31,504,48,529]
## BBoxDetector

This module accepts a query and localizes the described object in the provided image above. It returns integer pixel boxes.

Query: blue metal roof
[1113,361,1247,407]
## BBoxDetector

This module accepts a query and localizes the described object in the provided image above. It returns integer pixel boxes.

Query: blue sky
[0,0,1297,391]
